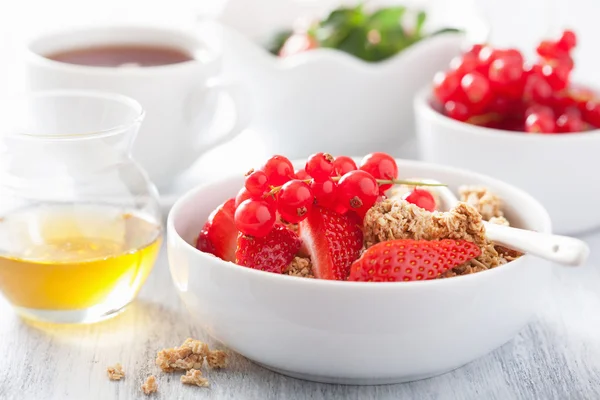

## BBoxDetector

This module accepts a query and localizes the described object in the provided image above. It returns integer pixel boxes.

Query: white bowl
[167,159,553,385]
[205,0,466,159]
[414,87,600,235]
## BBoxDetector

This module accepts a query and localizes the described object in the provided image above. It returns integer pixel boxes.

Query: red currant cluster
[234,152,437,237]
[433,29,600,133]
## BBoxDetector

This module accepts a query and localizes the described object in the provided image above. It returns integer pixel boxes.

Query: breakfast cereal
[180,369,210,387]
[141,375,158,395]
[106,363,125,381]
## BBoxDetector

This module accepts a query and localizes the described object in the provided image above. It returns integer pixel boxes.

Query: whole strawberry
[349,239,481,282]
[236,224,302,274]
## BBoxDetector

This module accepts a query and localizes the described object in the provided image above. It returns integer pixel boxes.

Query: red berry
[540,64,570,91]
[403,189,436,212]
[234,199,276,237]
[235,187,254,208]
[359,152,398,192]
[557,29,577,52]
[525,111,556,134]
[295,168,311,180]
[582,101,600,128]
[245,170,269,197]
[523,74,553,104]
[298,206,363,280]
[311,178,337,209]
[476,46,499,74]
[536,40,568,60]
[556,108,584,133]
[489,58,523,88]
[348,239,481,282]
[444,101,470,121]
[433,70,462,103]
[461,72,492,107]
[466,44,484,57]
[277,180,314,223]
[196,198,238,262]
[235,224,302,274]
[449,52,479,77]
[332,156,357,176]
[488,96,512,115]
[305,152,334,182]
[525,104,554,119]
[262,155,295,186]
[338,170,379,217]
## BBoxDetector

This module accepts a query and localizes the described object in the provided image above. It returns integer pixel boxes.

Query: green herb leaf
[368,6,406,30]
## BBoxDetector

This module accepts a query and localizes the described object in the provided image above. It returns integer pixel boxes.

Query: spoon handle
[483,222,589,266]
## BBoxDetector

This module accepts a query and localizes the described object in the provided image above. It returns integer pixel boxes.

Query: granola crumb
[141,375,158,395]
[363,199,504,277]
[106,363,125,380]
[459,186,504,221]
[180,369,210,387]
[156,344,203,372]
[284,256,314,278]
[206,350,227,369]
[387,181,442,210]
[182,338,209,358]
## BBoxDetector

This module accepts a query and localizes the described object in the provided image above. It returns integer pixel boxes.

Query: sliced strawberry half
[349,239,481,282]
[298,206,363,280]
[235,224,302,274]
[196,198,237,262]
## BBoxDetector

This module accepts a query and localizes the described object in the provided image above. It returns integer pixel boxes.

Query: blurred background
[1,0,599,91]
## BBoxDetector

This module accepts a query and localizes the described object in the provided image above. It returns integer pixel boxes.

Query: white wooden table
[2,138,600,400]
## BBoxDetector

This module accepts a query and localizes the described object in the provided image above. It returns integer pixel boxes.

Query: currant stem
[330,176,447,187]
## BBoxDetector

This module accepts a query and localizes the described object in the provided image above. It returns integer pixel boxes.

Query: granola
[181,369,210,387]
[363,199,507,276]
[141,375,158,395]
[459,186,504,221]
[156,339,209,372]
[206,350,228,369]
[387,182,442,210]
[284,256,314,278]
[106,363,125,381]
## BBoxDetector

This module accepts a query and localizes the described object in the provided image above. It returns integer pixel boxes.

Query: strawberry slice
[298,206,363,280]
[196,198,237,262]
[236,224,302,273]
[349,239,481,282]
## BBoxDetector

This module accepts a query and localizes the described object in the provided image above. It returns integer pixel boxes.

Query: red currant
[433,70,462,103]
[337,170,379,217]
[525,111,556,134]
[541,64,570,91]
[557,29,577,52]
[461,72,492,107]
[556,108,584,133]
[582,101,600,128]
[245,170,269,197]
[305,152,334,182]
[488,96,512,115]
[536,40,567,60]
[234,199,276,237]
[444,101,470,121]
[359,152,398,192]
[332,156,357,176]
[403,189,436,212]
[295,168,311,180]
[489,58,523,87]
[262,155,295,186]
[235,187,254,208]
[449,52,479,77]
[525,104,554,119]
[311,178,337,209]
[523,74,553,104]
[277,180,313,223]
[466,44,484,57]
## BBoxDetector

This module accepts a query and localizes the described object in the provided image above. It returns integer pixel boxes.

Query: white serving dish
[205,0,467,159]
[414,87,600,235]
[167,158,553,385]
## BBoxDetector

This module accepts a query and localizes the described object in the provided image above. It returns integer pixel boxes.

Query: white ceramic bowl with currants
[167,158,552,385]
[414,88,600,236]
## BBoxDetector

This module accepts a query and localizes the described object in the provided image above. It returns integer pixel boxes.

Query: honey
[0,205,161,311]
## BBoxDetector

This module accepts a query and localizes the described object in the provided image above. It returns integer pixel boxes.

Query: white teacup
[25,25,249,190]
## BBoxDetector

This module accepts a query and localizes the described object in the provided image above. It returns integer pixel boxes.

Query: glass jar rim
[5,90,145,141]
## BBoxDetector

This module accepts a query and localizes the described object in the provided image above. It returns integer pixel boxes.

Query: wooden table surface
[2,141,600,400]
